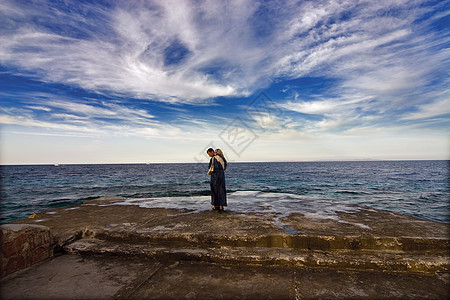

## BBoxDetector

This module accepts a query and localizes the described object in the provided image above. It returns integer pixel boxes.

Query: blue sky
[1,0,449,164]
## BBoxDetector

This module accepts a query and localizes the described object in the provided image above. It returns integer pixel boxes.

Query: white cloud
[281,99,341,115]
[0,0,448,163]
[0,114,97,133]
[0,1,245,102]
[25,106,52,112]
[279,94,375,119]
[23,98,159,125]
[51,113,88,122]
[401,98,450,120]
[2,0,445,104]
[44,101,117,117]
[0,96,223,143]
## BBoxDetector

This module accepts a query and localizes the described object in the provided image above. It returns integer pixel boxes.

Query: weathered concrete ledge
[2,254,449,299]
[0,224,53,277]
[1,196,449,299]
[4,196,449,275]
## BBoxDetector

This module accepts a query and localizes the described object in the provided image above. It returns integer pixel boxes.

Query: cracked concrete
[1,196,449,299]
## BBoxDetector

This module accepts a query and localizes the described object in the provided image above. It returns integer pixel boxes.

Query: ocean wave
[335,190,371,195]
[111,191,362,222]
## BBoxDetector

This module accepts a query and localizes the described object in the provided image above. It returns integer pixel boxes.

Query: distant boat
[54,163,60,167]
[146,162,150,165]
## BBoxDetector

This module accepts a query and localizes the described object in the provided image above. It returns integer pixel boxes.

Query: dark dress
[209,155,227,207]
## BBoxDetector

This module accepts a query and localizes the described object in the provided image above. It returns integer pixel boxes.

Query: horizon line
[1,158,448,166]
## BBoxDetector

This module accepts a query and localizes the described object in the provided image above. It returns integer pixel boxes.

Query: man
[207,148,227,212]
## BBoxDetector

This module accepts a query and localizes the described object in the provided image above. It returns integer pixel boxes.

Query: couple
[207,148,227,212]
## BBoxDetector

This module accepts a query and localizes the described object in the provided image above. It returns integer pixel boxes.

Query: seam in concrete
[120,263,164,299]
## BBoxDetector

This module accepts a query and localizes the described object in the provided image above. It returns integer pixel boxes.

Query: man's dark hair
[206,148,214,153]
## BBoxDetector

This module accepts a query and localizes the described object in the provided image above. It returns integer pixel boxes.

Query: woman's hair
[215,149,224,157]
[215,148,227,170]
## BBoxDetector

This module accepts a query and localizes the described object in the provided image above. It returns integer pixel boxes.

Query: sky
[0,0,449,164]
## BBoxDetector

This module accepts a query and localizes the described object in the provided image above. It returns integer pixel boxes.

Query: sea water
[1,161,448,224]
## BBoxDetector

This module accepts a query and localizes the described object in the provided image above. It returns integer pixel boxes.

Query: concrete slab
[1,254,448,299]
[12,197,449,252]
[131,260,450,299]
[0,254,161,300]
[2,196,449,298]
[63,238,449,274]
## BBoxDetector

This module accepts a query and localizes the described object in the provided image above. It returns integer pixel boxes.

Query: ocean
[1,160,449,224]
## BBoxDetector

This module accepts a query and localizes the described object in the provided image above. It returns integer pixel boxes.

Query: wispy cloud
[0,91,222,143]
[2,0,446,104]
[0,114,97,134]
[25,106,52,112]
[0,0,448,163]
[401,97,450,120]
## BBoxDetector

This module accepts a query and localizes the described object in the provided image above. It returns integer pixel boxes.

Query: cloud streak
[1,0,446,103]
[0,0,448,163]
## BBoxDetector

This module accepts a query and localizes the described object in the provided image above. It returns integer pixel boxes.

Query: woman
[215,149,227,170]
[207,148,227,212]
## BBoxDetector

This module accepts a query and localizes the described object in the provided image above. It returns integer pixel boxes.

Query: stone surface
[63,238,449,274]
[1,254,448,299]
[9,197,448,273]
[1,196,449,298]
[10,197,449,251]
[1,224,53,277]
[0,254,161,299]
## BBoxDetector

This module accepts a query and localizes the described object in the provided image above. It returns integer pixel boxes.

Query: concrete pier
[1,196,449,299]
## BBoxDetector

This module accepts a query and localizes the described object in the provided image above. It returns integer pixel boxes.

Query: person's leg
[210,176,216,210]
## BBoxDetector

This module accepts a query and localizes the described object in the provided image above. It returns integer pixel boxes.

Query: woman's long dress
[209,156,227,207]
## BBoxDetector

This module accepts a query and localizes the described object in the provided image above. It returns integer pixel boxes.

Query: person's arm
[208,157,214,175]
